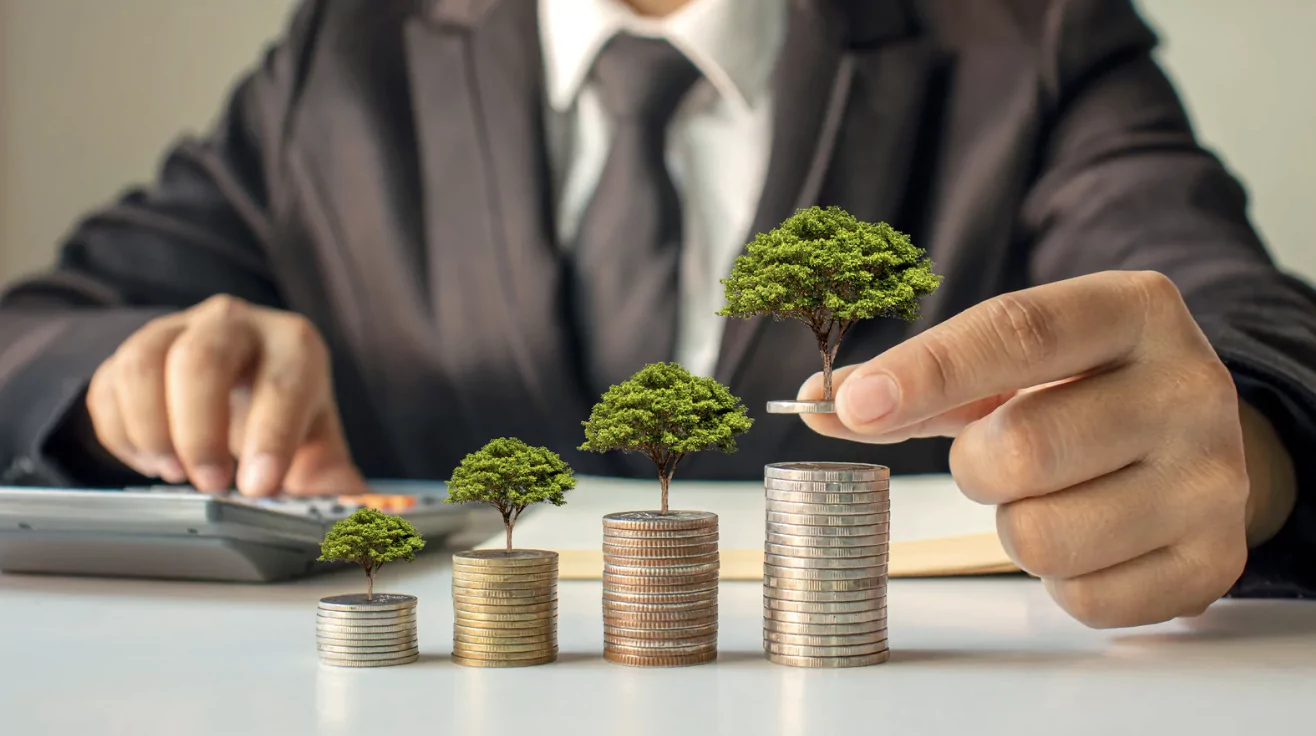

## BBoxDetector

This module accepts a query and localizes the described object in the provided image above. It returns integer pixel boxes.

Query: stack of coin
[602,510,719,667]
[451,550,558,667]
[763,462,890,668]
[316,593,419,667]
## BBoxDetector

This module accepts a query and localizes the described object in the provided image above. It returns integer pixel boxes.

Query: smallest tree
[319,508,426,601]
[445,437,576,551]
[719,206,942,401]
[580,362,753,514]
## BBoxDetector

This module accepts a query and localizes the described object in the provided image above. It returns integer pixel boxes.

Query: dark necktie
[572,33,702,394]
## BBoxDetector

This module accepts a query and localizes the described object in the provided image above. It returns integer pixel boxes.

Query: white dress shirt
[538,0,787,378]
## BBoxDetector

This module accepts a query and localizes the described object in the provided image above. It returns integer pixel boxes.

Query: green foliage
[445,437,576,549]
[718,206,941,327]
[579,362,753,512]
[318,508,426,597]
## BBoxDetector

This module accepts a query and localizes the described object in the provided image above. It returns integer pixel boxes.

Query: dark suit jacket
[1,0,1313,595]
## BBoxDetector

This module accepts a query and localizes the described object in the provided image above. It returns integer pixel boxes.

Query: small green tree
[580,362,753,514]
[445,437,576,551]
[318,508,426,600]
[719,206,941,401]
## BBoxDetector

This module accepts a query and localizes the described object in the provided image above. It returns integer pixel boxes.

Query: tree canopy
[580,362,753,513]
[319,508,426,600]
[446,437,576,550]
[719,206,941,399]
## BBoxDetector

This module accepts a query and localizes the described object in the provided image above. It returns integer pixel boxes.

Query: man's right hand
[86,295,367,496]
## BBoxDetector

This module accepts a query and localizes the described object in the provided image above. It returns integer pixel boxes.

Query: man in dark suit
[1,0,1313,627]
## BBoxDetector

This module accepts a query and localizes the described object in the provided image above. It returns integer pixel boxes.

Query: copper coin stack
[317,593,419,668]
[602,510,720,667]
[763,462,891,668]
[451,549,559,668]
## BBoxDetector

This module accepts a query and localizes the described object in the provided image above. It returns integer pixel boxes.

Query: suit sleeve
[1021,0,1316,597]
[0,1,325,487]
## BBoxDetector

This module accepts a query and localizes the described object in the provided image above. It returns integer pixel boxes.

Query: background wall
[0,0,1312,281]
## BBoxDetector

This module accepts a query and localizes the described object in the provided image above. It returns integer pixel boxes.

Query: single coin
[453,609,557,623]
[767,511,890,527]
[764,596,887,614]
[763,617,887,636]
[603,571,720,588]
[766,521,890,538]
[453,600,556,615]
[764,576,886,592]
[603,542,720,558]
[449,570,558,584]
[605,629,717,644]
[763,608,888,625]
[318,641,419,654]
[321,652,420,668]
[766,531,889,548]
[452,549,559,565]
[764,462,888,482]
[453,616,557,630]
[317,593,417,613]
[604,527,720,541]
[763,543,889,559]
[603,510,719,532]
[451,646,559,662]
[604,650,717,667]
[452,564,557,579]
[602,598,719,613]
[605,561,720,576]
[454,631,554,646]
[452,653,558,668]
[606,639,717,654]
[317,622,416,636]
[603,614,718,630]
[319,646,420,662]
[316,608,419,621]
[316,626,419,640]
[315,615,416,629]
[317,636,418,650]
[764,489,888,504]
[765,640,888,657]
[603,582,720,597]
[604,554,721,570]
[763,479,889,494]
[453,639,557,654]
[451,591,557,607]
[764,630,886,647]
[767,650,889,668]
[602,608,719,624]
[766,500,891,516]
[601,533,720,548]
[604,622,718,639]
[453,622,556,638]
[764,563,886,581]
[451,579,558,591]
[763,586,886,603]
[763,553,888,570]
[451,582,557,597]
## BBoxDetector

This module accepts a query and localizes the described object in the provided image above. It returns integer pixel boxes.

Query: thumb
[282,409,368,496]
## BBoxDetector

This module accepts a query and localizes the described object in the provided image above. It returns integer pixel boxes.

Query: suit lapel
[404,0,590,450]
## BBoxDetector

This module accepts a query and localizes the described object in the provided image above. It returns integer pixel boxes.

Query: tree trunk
[366,568,375,601]
[505,521,514,551]
[659,472,670,514]
[820,345,835,401]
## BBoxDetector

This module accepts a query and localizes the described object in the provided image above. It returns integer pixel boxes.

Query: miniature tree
[446,437,577,551]
[318,508,426,601]
[718,206,941,401]
[580,362,753,514]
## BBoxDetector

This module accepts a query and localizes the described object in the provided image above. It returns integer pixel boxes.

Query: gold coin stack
[763,462,891,668]
[602,510,720,667]
[451,550,559,667]
[316,593,419,668]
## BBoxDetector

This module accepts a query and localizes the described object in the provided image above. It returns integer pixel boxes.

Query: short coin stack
[317,593,419,667]
[602,511,720,667]
[763,462,891,668]
[451,550,559,667]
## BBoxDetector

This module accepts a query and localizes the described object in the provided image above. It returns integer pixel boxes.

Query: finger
[165,300,261,492]
[949,366,1162,504]
[235,315,330,497]
[1042,528,1246,629]
[994,459,1203,579]
[113,318,188,483]
[282,409,367,496]
[833,271,1176,436]
[86,364,153,476]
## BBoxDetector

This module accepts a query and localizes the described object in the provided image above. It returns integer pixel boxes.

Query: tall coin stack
[602,511,720,667]
[451,550,559,667]
[763,462,891,668]
[317,593,419,667]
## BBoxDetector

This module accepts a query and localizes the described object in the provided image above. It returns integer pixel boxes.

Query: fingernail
[238,454,281,496]
[192,463,231,492]
[845,374,900,424]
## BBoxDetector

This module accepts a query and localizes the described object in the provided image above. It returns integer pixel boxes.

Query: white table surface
[2,515,1313,735]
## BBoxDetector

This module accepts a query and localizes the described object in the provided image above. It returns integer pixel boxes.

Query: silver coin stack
[317,593,419,667]
[763,462,890,668]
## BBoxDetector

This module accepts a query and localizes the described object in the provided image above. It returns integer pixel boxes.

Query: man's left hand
[799,270,1274,628]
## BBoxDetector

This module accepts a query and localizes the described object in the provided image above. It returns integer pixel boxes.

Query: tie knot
[588,34,702,123]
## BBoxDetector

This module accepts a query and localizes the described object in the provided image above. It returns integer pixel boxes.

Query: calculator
[0,483,471,582]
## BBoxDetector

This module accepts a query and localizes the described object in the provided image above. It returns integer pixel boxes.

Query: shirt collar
[539,0,785,114]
